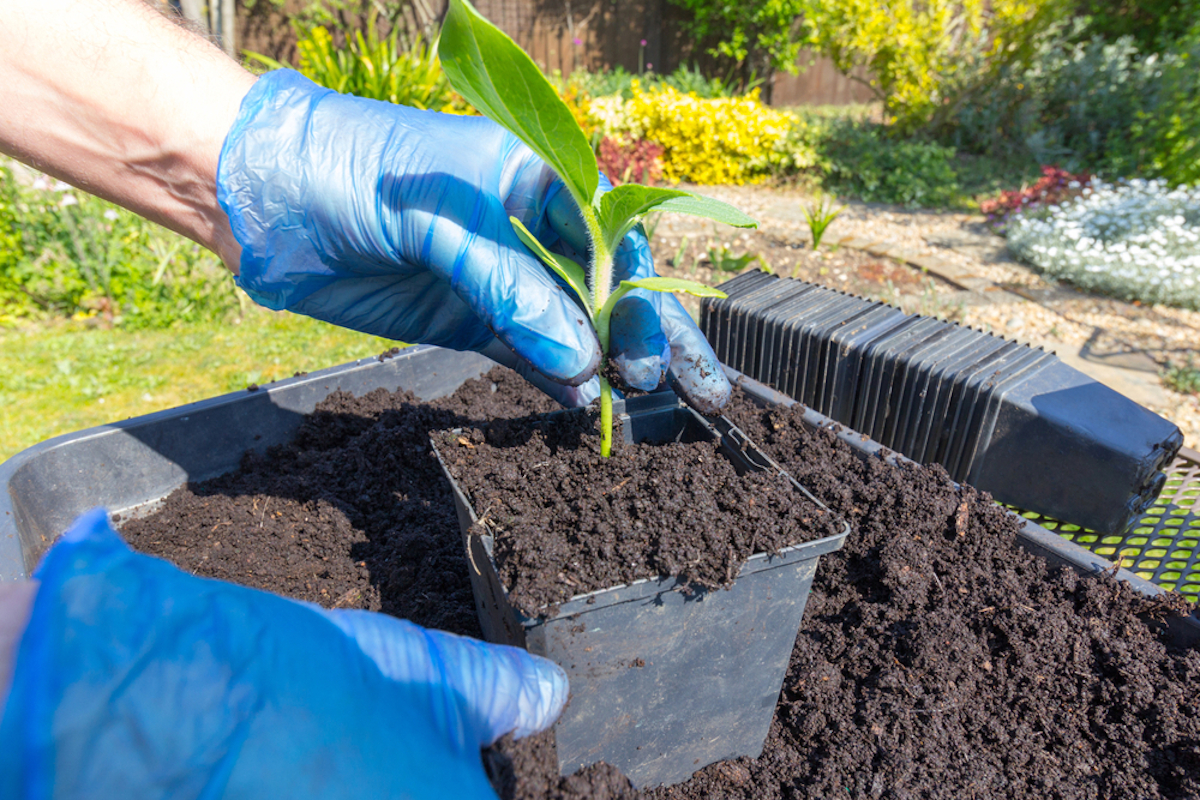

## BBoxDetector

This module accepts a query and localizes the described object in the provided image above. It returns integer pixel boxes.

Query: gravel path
[648,183,1200,448]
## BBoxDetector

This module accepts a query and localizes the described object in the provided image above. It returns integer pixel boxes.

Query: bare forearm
[0,0,255,268]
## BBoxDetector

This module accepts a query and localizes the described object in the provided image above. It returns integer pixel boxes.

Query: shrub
[941,19,1199,186]
[810,118,960,207]
[245,19,464,112]
[1073,0,1200,52]
[566,64,740,102]
[667,0,808,87]
[753,120,820,178]
[619,83,795,184]
[1005,178,1200,309]
[800,0,1070,135]
[596,138,664,186]
[943,25,1160,171]
[1133,23,1200,187]
[979,165,1091,233]
[0,166,238,329]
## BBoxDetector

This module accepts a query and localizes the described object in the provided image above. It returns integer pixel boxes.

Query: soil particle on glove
[434,408,841,618]
[124,367,1200,800]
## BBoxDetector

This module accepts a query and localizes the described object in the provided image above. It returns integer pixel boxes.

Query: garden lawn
[0,308,396,462]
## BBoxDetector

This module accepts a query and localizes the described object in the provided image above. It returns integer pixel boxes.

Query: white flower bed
[1006,178,1200,309]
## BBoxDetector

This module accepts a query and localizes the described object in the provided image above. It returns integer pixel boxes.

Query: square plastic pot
[431,392,849,788]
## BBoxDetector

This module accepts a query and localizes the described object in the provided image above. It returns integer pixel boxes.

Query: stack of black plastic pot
[700,270,1184,536]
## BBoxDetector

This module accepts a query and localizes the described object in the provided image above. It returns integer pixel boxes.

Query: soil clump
[121,367,1200,800]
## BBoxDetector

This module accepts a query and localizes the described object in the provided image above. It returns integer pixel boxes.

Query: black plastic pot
[702,272,1184,536]
[430,392,849,788]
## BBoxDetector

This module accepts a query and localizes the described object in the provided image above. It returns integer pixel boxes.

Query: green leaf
[510,217,592,313]
[597,186,758,254]
[651,193,758,229]
[242,50,287,71]
[440,0,598,209]
[597,276,727,326]
[597,185,690,254]
[621,277,728,298]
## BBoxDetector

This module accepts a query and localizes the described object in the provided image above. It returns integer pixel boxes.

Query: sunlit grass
[0,308,397,461]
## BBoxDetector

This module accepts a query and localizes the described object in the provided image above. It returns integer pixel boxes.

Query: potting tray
[720,364,1200,649]
[2,346,1197,656]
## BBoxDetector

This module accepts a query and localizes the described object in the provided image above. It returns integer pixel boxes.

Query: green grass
[0,309,398,462]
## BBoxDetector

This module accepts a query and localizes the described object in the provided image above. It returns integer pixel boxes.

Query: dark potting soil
[433,409,843,618]
[120,367,1200,800]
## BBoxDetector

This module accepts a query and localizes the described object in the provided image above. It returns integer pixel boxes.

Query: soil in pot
[120,367,1200,800]
[433,404,844,619]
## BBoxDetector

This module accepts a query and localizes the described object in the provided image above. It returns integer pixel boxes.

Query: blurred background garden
[2,0,1198,460]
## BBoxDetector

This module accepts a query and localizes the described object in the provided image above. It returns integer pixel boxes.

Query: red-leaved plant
[980,165,1091,234]
[597,137,664,186]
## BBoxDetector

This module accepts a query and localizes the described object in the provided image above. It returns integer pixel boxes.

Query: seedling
[802,193,844,250]
[706,244,764,273]
[671,236,690,268]
[440,0,757,456]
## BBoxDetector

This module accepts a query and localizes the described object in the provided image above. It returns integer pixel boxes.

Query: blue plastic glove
[218,69,731,413]
[0,509,567,800]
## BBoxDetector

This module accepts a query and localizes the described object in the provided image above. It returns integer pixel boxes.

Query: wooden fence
[236,0,875,108]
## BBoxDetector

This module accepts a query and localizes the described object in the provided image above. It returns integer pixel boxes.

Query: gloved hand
[218,69,731,413]
[0,509,567,800]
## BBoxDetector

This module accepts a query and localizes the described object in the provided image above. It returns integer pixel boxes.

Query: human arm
[0,0,252,268]
[0,0,731,410]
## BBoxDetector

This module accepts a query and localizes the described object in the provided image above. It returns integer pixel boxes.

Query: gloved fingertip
[481,340,600,407]
[658,297,733,416]
[613,352,668,392]
[499,650,569,741]
[609,296,669,392]
[668,360,733,416]
[561,342,603,388]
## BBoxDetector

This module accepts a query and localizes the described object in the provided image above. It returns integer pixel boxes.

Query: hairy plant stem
[582,203,616,457]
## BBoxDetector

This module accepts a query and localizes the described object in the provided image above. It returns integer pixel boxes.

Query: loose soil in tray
[120,367,1200,800]
[433,410,842,618]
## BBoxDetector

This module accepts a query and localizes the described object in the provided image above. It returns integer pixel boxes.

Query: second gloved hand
[218,70,731,412]
[0,509,567,800]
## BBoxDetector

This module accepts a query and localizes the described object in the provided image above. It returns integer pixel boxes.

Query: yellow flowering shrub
[586,94,640,142]
[618,82,797,184]
[800,0,1069,133]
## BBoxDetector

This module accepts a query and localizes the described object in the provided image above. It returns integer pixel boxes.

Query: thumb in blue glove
[0,509,566,800]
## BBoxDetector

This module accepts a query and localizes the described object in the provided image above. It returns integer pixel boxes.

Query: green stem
[599,373,612,457]
[581,203,618,458]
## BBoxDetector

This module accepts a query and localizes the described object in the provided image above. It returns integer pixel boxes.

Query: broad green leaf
[440,0,598,209]
[598,185,691,254]
[621,277,728,298]
[510,217,592,313]
[598,186,759,255]
[651,193,758,229]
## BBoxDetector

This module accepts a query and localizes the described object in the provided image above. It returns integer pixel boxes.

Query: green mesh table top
[1011,446,1200,604]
